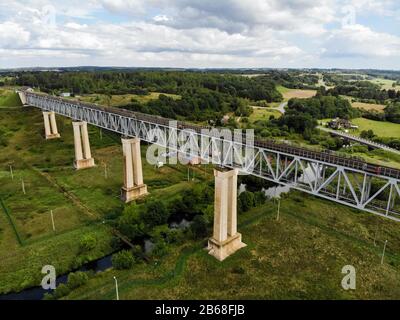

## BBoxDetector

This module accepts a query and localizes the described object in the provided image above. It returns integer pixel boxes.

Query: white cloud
[0,22,30,48]
[0,0,399,68]
[324,24,400,58]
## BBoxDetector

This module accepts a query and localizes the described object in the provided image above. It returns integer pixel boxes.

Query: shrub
[141,200,169,228]
[190,215,208,239]
[67,271,89,289]
[53,283,71,299]
[79,235,97,252]
[238,191,255,212]
[112,250,135,270]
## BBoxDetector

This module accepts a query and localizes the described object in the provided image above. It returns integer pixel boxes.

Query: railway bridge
[17,89,400,261]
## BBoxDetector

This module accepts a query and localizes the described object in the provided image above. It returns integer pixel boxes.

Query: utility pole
[50,210,56,232]
[21,178,26,195]
[276,199,281,221]
[373,224,379,247]
[9,165,14,180]
[113,276,119,300]
[381,240,388,265]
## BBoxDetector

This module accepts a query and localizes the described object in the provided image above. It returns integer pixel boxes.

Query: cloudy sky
[0,0,399,69]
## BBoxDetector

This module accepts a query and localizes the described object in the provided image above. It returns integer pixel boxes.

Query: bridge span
[16,89,400,260]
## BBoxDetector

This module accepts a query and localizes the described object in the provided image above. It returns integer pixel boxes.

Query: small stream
[0,214,194,300]
[0,254,114,300]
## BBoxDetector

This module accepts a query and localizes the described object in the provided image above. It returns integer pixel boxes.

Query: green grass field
[63,191,400,300]
[0,90,22,107]
[0,90,211,294]
[370,78,400,91]
[248,107,282,123]
[352,118,400,138]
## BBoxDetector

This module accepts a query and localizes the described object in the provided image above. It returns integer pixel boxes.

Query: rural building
[327,118,358,130]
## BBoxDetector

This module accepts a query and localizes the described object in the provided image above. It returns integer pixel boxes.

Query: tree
[238,191,255,212]
[79,234,97,252]
[118,203,145,241]
[67,271,89,289]
[141,200,169,228]
[190,215,208,239]
[112,250,135,270]
[360,129,375,139]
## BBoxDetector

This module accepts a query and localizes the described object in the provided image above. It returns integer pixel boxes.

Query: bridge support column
[43,111,60,139]
[121,137,148,203]
[18,91,27,105]
[72,121,95,170]
[208,169,246,261]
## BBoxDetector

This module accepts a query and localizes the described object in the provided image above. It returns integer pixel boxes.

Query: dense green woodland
[325,81,400,103]
[6,71,283,121]
[2,70,399,142]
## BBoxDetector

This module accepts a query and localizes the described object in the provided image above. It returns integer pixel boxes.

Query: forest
[5,71,283,121]
[326,81,400,103]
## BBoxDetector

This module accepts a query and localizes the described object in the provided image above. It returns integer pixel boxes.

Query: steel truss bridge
[24,91,400,222]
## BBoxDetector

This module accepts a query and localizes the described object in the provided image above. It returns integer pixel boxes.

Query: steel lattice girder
[25,93,400,221]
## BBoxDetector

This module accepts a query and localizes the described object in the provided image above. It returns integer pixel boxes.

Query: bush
[190,215,208,239]
[254,191,267,206]
[141,200,169,228]
[79,235,97,252]
[360,129,375,139]
[53,283,71,299]
[112,250,135,270]
[238,191,255,212]
[151,237,169,258]
[67,271,89,289]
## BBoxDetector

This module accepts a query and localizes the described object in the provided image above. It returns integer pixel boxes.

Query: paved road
[251,101,287,115]
[276,101,287,114]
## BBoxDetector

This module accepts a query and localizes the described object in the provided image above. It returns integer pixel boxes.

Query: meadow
[369,78,400,91]
[63,191,400,300]
[0,90,210,294]
[248,107,282,123]
[352,118,400,138]
[277,85,317,101]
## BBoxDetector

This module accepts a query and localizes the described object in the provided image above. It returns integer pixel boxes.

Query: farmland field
[352,102,386,113]
[369,78,400,91]
[277,85,317,101]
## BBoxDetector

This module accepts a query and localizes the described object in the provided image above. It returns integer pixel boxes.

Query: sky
[0,0,400,69]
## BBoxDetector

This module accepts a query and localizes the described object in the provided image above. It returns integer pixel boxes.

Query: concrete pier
[72,121,95,170]
[208,169,246,261]
[121,137,148,202]
[43,111,60,139]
